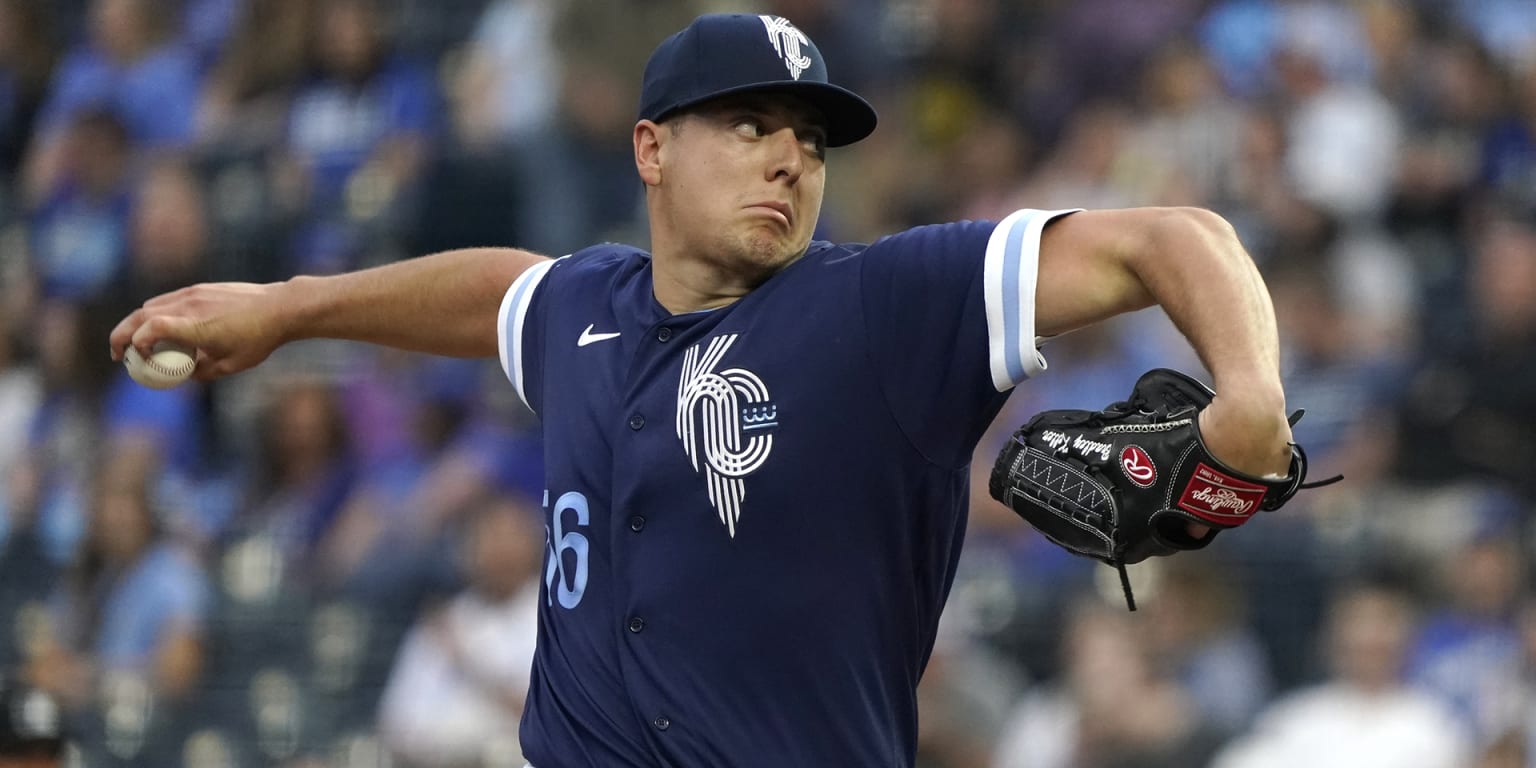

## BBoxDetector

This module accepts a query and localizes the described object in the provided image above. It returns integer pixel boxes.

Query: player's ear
[634,119,665,187]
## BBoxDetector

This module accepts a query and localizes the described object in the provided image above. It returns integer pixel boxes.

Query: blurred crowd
[0,0,1533,766]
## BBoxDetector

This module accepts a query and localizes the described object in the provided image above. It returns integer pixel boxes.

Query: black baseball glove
[988,368,1339,609]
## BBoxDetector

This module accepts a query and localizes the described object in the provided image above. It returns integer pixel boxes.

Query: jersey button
[656,327,672,342]
[628,617,646,633]
[629,515,646,532]
[652,716,671,731]
[628,414,645,430]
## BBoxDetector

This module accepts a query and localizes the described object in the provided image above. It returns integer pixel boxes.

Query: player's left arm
[1034,207,1292,479]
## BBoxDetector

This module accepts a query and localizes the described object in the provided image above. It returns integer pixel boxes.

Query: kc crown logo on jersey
[759,15,812,81]
[676,334,778,537]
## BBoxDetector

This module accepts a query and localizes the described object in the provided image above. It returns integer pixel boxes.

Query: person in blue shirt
[27,109,134,302]
[22,0,199,206]
[26,440,208,711]
[113,14,1301,767]
[279,0,442,263]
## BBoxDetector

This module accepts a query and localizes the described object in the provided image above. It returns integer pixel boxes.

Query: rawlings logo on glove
[988,368,1340,609]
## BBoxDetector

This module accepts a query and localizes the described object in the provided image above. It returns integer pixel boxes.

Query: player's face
[651,95,828,278]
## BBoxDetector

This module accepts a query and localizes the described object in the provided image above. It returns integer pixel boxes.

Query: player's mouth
[746,201,792,227]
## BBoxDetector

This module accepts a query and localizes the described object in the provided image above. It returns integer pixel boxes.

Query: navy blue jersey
[497,209,1075,767]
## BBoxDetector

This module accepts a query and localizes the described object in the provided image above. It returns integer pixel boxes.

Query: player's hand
[1190,392,1294,538]
[1196,393,1294,478]
[109,282,291,381]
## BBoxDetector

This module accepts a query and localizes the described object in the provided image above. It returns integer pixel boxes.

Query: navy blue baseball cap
[638,14,878,147]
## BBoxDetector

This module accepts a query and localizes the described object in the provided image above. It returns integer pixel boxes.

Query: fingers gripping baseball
[111,282,287,381]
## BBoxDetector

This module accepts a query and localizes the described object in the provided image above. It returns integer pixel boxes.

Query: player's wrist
[1197,398,1293,479]
[1207,374,1285,415]
[273,275,324,344]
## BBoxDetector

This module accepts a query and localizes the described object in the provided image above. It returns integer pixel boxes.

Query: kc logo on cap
[637,13,878,147]
[760,15,812,80]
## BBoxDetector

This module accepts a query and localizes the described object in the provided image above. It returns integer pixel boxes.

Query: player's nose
[765,127,804,183]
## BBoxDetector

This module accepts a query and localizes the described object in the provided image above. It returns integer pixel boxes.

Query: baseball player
[111,14,1297,768]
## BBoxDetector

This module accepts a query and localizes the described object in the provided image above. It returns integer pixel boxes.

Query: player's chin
[737,232,805,270]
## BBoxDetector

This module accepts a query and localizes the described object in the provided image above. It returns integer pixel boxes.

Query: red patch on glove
[1177,464,1266,524]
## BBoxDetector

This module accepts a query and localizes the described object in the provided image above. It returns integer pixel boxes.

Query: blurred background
[0,0,1533,766]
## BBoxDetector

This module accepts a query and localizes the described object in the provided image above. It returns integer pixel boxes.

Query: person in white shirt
[377,493,544,768]
[1212,583,1472,768]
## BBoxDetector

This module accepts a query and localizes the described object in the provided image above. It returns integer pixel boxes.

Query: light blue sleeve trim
[497,257,561,411]
[982,208,1081,391]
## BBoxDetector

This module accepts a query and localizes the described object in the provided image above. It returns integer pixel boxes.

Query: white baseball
[124,341,197,389]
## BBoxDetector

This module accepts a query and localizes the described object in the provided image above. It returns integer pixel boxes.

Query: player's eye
[800,131,827,159]
[733,117,766,138]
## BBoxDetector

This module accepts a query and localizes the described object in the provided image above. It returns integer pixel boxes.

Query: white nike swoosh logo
[577,324,621,347]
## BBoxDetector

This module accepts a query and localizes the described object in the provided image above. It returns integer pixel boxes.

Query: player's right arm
[109,247,550,380]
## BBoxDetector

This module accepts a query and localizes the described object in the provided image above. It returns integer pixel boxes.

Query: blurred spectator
[942,105,1035,223]
[501,0,703,253]
[1408,514,1528,749]
[417,0,561,255]
[1395,205,1536,501]
[98,371,205,509]
[1219,104,1316,261]
[315,351,492,607]
[1274,6,1403,222]
[1357,0,1420,103]
[899,0,1016,152]
[226,377,355,580]
[1121,41,1246,207]
[915,623,1019,768]
[1480,66,1536,214]
[0,310,40,493]
[25,439,209,710]
[26,109,132,301]
[1512,599,1536,766]
[1043,0,1206,124]
[1268,257,1405,482]
[1386,33,1503,340]
[991,595,1225,768]
[449,0,560,151]
[1143,554,1274,737]
[0,674,63,767]
[0,408,54,669]
[21,0,200,204]
[1277,0,1376,85]
[105,155,213,311]
[0,0,59,199]
[1212,583,1472,768]
[277,0,443,271]
[195,0,312,152]
[1198,0,1283,100]
[376,493,542,768]
[16,298,118,567]
[180,0,239,73]
[1452,0,1536,73]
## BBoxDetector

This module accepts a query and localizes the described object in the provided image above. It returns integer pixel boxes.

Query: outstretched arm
[110,248,550,380]
[1034,207,1291,479]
